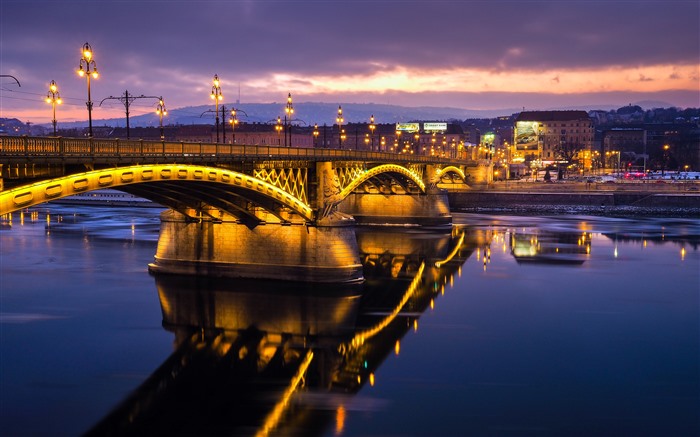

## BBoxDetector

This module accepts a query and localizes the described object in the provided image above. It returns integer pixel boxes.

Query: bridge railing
[0,135,473,165]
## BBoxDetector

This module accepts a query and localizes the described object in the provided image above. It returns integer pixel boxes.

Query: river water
[0,205,698,436]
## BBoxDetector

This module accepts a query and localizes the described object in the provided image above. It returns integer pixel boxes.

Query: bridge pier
[337,189,452,228]
[148,209,364,283]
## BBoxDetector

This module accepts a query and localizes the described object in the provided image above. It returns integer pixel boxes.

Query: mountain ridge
[32,100,678,129]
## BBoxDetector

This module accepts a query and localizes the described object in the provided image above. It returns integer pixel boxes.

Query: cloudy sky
[1,0,698,124]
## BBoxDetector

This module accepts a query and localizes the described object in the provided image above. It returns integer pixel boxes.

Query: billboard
[423,122,447,132]
[482,132,495,146]
[396,123,420,132]
[515,121,539,150]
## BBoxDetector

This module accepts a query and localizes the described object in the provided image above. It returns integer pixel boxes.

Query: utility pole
[100,91,160,139]
[221,105,227,144]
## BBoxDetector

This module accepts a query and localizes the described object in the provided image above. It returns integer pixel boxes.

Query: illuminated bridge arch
[337,164,426,200]
[435,166,466,183]
[0,164,315,224]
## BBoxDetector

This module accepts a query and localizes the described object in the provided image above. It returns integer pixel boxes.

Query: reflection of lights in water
[681,247,686,260]
[413,319,418,332]
[335,405,346,435]
[256,350,314,437]
[395,340,400,356]
[614,245,619,258]
[369,373,375,386]
[644,240,647,248]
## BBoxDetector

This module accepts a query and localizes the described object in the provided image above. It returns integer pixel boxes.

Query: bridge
[1,136,487,282]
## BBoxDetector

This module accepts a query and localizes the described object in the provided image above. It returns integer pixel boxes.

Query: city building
[601,128,647,172]
[513,110,594,173]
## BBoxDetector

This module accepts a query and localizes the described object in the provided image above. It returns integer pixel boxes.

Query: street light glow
[77,42,98,137]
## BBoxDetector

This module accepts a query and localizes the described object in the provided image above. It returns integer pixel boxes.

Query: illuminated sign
[515,121,539,150]
[396,123,420,132]
[423,122,447,132]
[482,132,495,145]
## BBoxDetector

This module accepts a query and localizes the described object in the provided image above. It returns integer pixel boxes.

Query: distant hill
[32,100,684,130]
[49,102,520,129]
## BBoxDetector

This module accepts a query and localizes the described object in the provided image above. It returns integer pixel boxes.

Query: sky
[1,0,699,124]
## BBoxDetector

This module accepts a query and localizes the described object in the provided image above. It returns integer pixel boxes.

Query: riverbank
[449,182,700,217]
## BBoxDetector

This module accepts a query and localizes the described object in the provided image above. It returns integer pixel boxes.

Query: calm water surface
[0,205,698,436]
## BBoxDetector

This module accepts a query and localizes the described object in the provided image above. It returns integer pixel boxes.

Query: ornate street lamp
[77,42,98,137]
[155,97,167,140]
[45,80,62,136]
[369,114,376,150]
[211,74,223,142]
[275,116,283,145]
[336,105,344,148]
[313,123,319,148]
[284,93,294,147]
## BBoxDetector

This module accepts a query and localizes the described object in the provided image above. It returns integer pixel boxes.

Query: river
[1,204,698,436]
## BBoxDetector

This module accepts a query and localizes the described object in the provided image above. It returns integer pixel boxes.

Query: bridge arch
[337,164,426,200]
[0,164,315,222]
[435,165,466,182]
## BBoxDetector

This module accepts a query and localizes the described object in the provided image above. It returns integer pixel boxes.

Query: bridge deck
[0,136,471,166]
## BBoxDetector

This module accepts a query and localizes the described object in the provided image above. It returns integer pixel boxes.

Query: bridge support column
[337,191,451,228]
[149,210,364,283]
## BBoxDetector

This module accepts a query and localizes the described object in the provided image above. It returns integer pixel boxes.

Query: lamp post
[336,105,344,148]
[77,42,98,137]
[45,80,62,136]
[369,114,376,150]
[284,93,294,147]
[211,74,223,142]
[662,144,670,176]
[155,97,167,140]
[275,116,283,145]
[313,123,319,147]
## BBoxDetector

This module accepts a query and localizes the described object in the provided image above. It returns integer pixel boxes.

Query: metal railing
[0,135,471,166]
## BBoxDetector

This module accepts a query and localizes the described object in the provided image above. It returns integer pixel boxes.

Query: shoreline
[448,187,700,218]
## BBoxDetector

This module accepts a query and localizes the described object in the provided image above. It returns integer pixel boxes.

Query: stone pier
[149,209,364,283]
[337,188,452,228]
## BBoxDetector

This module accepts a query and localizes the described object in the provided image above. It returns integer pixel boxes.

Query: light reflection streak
[434,231,465,267]
[335,405,346,435]
[255,349,314,437]
[346,262,425,350]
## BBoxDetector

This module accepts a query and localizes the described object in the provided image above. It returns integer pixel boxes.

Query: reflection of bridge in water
[84,227,473,436]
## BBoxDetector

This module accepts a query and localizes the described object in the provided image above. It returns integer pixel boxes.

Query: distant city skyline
[1,0,698,125]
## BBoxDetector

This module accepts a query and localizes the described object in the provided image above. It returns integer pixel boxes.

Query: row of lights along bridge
[42,43,465,157]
